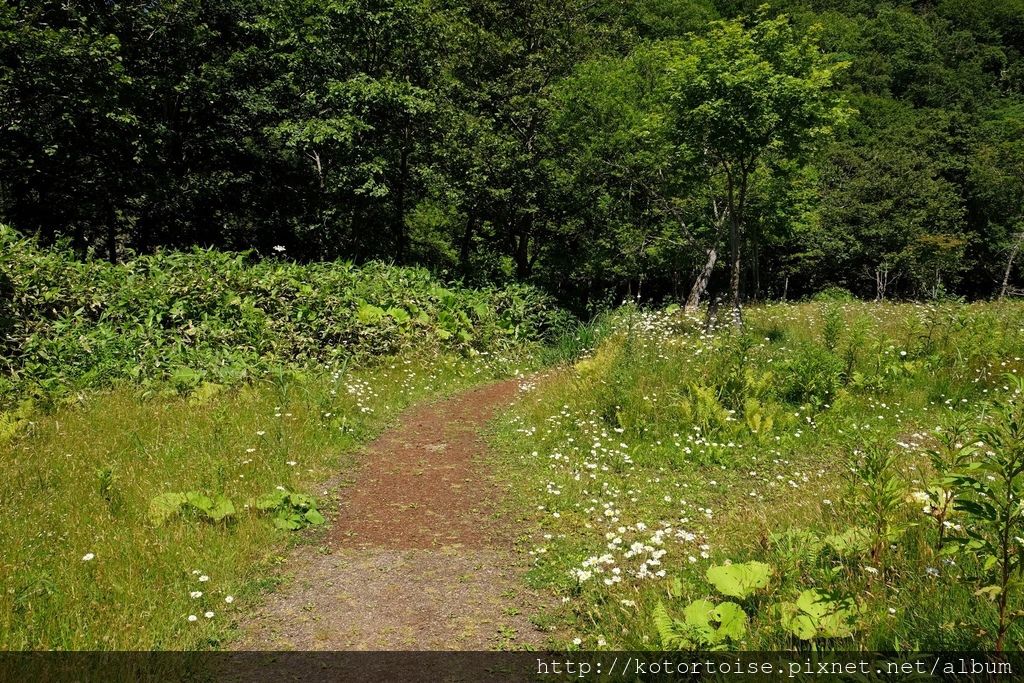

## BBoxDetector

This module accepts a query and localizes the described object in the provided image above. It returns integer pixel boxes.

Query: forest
[3,0,1023,310]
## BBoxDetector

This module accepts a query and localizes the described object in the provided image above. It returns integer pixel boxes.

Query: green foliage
[778,589,861,641]
[148,492,237,525]
[254,489,325,530]
[946,375,1024,650]
[497,301,1024,650]
[780,344,844,407]
[850,446,909,564]
[811,287,856,302]
[820,304,844,353]
[1,0,1023,305]
[0,226,562,409]
[653,599,748,649]
[823,527,873,558]
[705,561,773,600]
[919,418,977,548]
[1,346,518,649]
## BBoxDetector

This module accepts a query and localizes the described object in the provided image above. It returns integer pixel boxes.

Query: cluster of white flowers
[186,570,234,623]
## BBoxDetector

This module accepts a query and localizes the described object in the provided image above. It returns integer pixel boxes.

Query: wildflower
[225,596,234,604]
[81,553,95,562]
[188,615,198,623]
[199,575,210,583]
[572,638,582,646]
[204,611,214,619]
[190,591,203,599]
[273,245,286,252]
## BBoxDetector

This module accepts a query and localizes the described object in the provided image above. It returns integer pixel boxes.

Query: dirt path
[233,378,550,651]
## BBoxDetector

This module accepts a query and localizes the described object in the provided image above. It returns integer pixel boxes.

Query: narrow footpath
[233,378,549,650]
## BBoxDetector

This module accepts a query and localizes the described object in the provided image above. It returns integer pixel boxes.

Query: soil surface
[233,377,550,651]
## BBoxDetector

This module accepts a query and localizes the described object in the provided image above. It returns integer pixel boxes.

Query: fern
[652,601,691,649]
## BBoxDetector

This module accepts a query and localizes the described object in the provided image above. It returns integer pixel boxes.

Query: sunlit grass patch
[0,350,531,649]
[493,301,1024,651]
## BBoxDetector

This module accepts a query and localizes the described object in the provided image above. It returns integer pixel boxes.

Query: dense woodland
[2,0,1023,310]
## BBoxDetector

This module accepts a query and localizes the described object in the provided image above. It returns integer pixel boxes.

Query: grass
[0,348,534,649]
[7,294,1024,652]
[492,301,1024,651]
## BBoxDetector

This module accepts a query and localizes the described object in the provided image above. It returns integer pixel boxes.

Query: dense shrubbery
[0,226,565,407]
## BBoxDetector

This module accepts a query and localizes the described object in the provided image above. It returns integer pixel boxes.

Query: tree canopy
[2,0,1024,309]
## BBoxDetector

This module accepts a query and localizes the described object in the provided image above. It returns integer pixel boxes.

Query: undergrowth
[0,226,556,649]
[494,300,1024,651]
[0,224,564,413]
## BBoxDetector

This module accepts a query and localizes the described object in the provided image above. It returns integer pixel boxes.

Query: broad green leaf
[206,494,236,522]
[356,303,386,324]
[816,609,856,638]
[714,602,748,640]
[705,561,772,599]
[304,509,325,525]
[795,589,831,619]
[272,512,303,530]
[683,599,716,630]
[255,491,287,511]
[148,492,187,525]
[386,306,410,324]
[786,613,818,640]
[185,492,215,514]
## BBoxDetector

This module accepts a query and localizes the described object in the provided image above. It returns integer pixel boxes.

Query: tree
[0,2,137,259]
[545,42,717,309]
[260,0,446,262]
[666,10,849,323]
[969,104,1024,297]
[800,98,966,299]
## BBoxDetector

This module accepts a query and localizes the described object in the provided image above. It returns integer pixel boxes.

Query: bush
[0,225,565,407]
[811,286,856,302]
[779,344,844,407]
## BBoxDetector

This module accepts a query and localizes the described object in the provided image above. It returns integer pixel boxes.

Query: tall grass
[493,301,1024,650]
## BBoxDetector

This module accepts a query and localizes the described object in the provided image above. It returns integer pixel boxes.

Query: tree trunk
[728,218,743,327]
[1000,232,1023,299]
[723,165,746,328]
[685,246,717,312]
[459,216,475,279]
[875,265,892,302]
[514,216,532,279]
[394,146,410,263]
[752,240,761,302]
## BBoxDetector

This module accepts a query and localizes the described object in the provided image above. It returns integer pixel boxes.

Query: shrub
[779,344,844,407]
[0,225,565,407]
[811,286,856,302]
